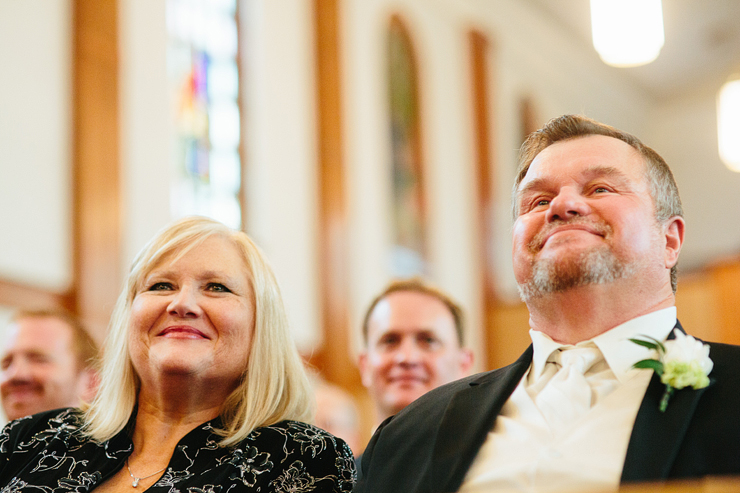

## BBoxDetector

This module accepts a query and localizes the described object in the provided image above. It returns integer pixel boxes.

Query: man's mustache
[528,217,612,253]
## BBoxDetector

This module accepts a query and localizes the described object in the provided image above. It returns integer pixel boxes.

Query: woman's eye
[207,283,231,293]
[148,282,173,291]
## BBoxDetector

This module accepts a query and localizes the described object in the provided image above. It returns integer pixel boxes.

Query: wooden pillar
[311,0,358,389]
[469,30,498,369]
[72,0,122,339]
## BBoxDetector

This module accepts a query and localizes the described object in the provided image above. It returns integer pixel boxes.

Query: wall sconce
[717,74,740,172]
[590,0,664,67]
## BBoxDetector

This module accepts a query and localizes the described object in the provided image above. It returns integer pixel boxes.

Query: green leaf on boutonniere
[628,336,666,353]
[633,358,664,375]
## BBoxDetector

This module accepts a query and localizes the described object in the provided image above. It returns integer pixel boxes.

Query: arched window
[167,0,243,229]
[387,15,427,276]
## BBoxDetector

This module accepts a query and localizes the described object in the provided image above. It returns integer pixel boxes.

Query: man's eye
[536,199,550,206]
[419,336,439,346]
[28,354,50,364]
[206,283,231,293]
[148,282,173,291]
[378,336,399,347]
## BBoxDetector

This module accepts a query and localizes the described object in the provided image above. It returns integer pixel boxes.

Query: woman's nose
[545,187,591,222]
[167,286,202,318]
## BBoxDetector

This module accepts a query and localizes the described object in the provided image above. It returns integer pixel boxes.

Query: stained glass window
[388,17,428,276]
[167,0,242,229]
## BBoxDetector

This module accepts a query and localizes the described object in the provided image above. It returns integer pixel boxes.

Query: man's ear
[358,352,372,388]
[459,348,474,377]
[663,215,685,269]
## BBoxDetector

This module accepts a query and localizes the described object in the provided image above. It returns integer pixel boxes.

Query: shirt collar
[529,307,677,384]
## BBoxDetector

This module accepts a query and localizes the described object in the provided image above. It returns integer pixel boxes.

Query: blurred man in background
[358,279,474,426]
[1,309,99,421]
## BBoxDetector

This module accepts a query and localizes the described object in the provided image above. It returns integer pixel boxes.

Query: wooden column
[311,0,358,389]
[469,30,498,369]
[72,0,122,339]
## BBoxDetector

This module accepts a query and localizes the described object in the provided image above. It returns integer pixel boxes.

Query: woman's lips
[159,326,208,339]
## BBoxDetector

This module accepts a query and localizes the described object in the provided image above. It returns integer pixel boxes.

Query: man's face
[513,135,667,299]
[359,291,473,420]
[0,317,86,420]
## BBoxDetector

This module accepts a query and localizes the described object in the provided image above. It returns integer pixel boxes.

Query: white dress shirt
[458,307,677,493]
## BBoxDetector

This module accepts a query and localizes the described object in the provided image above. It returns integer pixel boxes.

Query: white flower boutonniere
[630,328,713,412]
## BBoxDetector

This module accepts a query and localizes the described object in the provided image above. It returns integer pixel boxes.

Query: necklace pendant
[132,478,140,488]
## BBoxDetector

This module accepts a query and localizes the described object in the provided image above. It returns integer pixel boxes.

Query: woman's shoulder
[233,419,356,469]
[257,419,343,438]
[243,419,351,454]
[229,420,356,492]
[0,408,88,454]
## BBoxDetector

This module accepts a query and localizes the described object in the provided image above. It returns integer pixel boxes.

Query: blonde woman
[0,217,355,492]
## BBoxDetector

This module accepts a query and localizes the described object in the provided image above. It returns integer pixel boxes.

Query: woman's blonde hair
[83,216,313,446]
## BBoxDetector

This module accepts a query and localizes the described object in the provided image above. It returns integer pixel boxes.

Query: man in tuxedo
[1,309,99,421]
[358,115,740,493]
[358,278,474,428]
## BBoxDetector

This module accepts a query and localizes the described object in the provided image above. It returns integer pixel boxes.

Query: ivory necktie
[535,346,603,432]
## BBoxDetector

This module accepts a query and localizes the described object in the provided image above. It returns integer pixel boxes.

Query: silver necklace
[126,458,166,488]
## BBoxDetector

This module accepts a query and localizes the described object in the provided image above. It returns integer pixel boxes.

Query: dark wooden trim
[0,278,75,312]
[469,30,498,369]
[72,0,122,338]
[520,96,539,144]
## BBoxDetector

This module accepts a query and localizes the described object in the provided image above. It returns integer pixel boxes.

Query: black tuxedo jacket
[358,322,740,493]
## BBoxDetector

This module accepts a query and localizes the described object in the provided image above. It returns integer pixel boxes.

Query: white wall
[0,0,72,292]
[648,84,740,273]
[241,0,321,349]
[120,0,173,273]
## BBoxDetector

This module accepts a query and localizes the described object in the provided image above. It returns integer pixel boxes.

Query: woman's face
[129,235,255,396]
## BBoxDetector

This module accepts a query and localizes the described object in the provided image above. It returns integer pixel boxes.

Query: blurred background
[2,0,740,442]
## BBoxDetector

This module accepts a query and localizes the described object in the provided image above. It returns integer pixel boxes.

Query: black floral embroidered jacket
[0,409,355,492]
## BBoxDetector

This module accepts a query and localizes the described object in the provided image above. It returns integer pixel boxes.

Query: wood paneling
[72,0,121,337]
[488,301,531,369]
[0,279,74,313]
[674,272,722,342]
[708,258,740,345]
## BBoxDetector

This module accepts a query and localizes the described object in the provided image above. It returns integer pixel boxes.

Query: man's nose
[167,285,203,318]
[545,187,591,223]
[393,339,423,365]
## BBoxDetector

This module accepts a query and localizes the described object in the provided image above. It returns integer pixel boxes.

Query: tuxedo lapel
[430,346,533,492]
[621,322,710,482]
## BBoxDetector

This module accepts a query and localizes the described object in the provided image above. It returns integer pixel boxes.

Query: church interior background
[2,0,740,443]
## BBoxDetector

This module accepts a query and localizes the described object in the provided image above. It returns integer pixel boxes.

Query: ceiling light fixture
[590,0,664,67]
[717,74,740,172]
